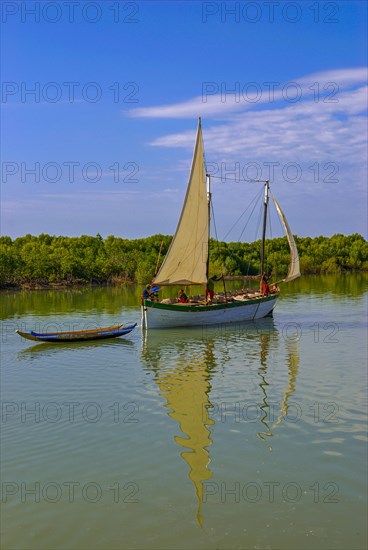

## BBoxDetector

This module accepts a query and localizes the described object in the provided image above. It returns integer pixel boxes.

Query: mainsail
[152,118,209,286]
[272,195,300,282]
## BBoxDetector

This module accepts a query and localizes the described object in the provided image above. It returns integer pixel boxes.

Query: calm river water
[1,275,367,550]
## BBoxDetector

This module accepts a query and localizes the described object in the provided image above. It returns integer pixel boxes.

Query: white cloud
[125,68,367,237]
[147,87,367,169]
[127,94,247,118]
[127,67,367,119]
[296,67,367,88]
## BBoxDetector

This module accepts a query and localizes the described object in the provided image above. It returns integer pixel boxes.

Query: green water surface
[1,274,367,549]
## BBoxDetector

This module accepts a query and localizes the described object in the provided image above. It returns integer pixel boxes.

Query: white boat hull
[142,295,278,329]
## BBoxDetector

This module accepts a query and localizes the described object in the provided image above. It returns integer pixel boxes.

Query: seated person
[142,284,152,300]
[178,289,189,303]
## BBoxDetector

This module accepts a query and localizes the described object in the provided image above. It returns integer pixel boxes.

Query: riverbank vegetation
[1,233,367,288]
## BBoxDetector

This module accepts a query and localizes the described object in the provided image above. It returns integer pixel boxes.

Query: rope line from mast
[210,175,269,183]
[223,188,263,241]
[210,196,228,298]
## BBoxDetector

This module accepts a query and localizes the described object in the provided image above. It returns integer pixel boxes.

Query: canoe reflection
[17,337,134,360]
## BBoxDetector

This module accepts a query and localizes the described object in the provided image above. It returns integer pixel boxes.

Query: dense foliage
[0,233,367,288]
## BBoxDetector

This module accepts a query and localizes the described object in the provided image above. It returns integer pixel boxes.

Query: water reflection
[274,339,300,428]
[141,319,301,525]
[17,338,134,360]
[142,330,216,526]
[0,286,141,320]
[256,329,300,442]
[257,331,273,442]
[2,273,367,320]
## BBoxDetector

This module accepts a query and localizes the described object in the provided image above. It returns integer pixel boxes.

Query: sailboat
[141,118,300,329]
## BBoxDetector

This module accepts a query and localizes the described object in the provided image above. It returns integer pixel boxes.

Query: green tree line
[0,233,367,288]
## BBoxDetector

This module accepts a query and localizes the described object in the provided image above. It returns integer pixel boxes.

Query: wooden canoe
[16,323,137,343]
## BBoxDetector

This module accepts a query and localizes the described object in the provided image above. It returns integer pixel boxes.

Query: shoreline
[1,270,367,292]
[1,234,367,290]
[0,278,135,291]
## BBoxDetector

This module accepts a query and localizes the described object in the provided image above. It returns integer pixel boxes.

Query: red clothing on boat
[206,290,214,300]
[261,282,270,295]
[261,272,271,295]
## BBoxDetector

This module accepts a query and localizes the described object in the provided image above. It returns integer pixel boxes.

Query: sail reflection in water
[274,339,300,429]
[142,331,216,526]
[256,323,300,442]
[141,320,300,525]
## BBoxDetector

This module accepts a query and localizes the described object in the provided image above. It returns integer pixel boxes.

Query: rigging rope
[223,188,263,241]
[219,188,265,278]
[238,189,264,243]
[249,200,264,276]
[210,175,268,183]
[263,202,273,274]
[210,197,219,243]
[204,163,273,280]
[210,197,228,297]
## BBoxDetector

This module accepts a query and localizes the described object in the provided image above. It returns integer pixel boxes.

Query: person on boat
[142,284,152,300]
[206,275,220,303]
[206,277,215,303]
[270,283,279,293]
[260,272,272,296]
[178,289,189,303]
[150,285,160,301]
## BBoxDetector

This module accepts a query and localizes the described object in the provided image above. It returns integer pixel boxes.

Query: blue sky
[1,0,367,240]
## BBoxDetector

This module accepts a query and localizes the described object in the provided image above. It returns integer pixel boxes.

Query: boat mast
[206,172,211,283]
[260,180,269,275]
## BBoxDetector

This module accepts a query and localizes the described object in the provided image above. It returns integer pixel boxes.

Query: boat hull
[16,323,137,343]
[142,295,278,329]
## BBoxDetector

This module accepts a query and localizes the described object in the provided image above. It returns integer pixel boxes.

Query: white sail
[272,195,300,282]
[153,118,209,286]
